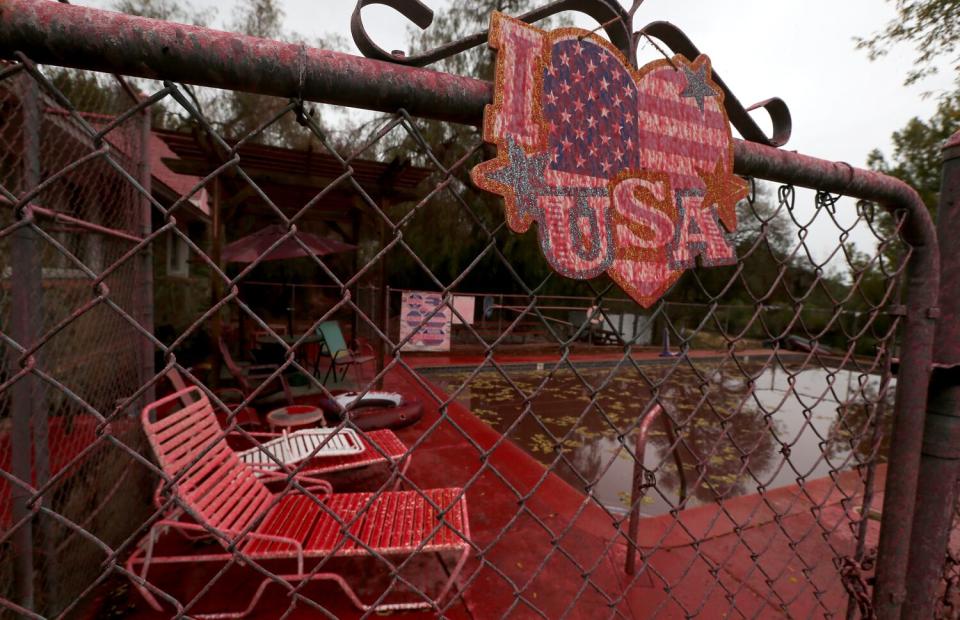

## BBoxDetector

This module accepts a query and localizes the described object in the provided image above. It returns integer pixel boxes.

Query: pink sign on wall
[399,291,451,352]
[452,295,476,325]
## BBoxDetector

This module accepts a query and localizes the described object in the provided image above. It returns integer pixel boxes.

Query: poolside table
[266,404,326,431]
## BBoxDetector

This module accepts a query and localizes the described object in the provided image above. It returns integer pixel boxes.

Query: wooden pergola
[156,129,432,384]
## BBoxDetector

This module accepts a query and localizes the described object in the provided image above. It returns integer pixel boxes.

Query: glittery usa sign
[471,12,748,307]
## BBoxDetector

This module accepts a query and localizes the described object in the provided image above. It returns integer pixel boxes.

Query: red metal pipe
[903,370,960,619]
[0,0,491,126]
[0,199,144,243]
[8,70,40,616]
[625,403,665,575]
[0,0,942,613]
[931,130,960,368]
[902,130,960,620]
[137,105,156,405]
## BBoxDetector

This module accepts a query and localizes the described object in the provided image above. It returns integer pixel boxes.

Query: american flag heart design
[472,12,747,307]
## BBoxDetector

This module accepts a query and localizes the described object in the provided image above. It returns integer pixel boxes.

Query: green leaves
[869,92,960,217]
[856,0,960,89]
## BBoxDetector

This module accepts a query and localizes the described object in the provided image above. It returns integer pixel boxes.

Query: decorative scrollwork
[640,21,792,147]
[351,0,792,147]
[351,0,631,67]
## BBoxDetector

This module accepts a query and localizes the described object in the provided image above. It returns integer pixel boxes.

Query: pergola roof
[155,129,432,223]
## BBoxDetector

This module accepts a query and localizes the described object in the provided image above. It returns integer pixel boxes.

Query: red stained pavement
[91,353,881,618]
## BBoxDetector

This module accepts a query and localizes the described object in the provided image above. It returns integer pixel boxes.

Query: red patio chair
[233,428,412,488]
[127,387,470,616]
[314,321,374,385]
[166,367,410,490]
[301,429,411,479]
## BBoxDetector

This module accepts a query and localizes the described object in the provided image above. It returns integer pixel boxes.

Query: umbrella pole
[288,283,295,336]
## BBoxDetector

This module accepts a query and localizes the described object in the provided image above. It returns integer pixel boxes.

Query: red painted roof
[155,129,432,200]
[148,131,211,217]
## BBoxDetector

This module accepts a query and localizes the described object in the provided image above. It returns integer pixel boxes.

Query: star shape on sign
[698,158,748,232]
[680,62,719,113]
[484,135,549,218]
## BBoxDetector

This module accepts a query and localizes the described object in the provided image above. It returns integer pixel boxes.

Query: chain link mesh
[0,63,153,617]
[0,50,936,619]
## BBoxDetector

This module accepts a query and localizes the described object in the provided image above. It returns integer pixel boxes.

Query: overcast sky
[337,0,955,269]
[74,0,958,264]
[343,0,954,162]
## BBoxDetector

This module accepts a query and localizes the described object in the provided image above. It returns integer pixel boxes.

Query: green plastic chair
[315,321,374,385]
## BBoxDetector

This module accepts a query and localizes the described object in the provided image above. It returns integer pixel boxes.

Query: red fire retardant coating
[101,358,887,618]
[128,387,470,615]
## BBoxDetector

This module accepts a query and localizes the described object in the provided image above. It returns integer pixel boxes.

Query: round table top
[266,405,326,428]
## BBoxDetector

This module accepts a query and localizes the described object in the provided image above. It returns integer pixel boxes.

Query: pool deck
[390,359,881,618]
[108,351,881,618]
[401,346,784,370]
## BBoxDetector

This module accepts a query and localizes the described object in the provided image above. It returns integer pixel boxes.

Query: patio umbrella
[222,224,356,263]
[223,224,356,341]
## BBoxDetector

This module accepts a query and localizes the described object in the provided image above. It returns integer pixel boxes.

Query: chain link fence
[0,5,951,618]
[0,63,153,616]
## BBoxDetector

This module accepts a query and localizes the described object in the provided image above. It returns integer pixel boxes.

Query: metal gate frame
[1,0,958,617]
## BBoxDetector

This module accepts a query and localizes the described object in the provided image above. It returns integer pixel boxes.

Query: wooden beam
[161,157,423,201]
[227,202,352,223]
[221,185,258,211]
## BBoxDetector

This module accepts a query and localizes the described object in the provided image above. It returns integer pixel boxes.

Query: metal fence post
[375,214,388,389]
[902,129,960,619]
[138,104,155,405]
[9,71,43,616]
[208,177,222,392]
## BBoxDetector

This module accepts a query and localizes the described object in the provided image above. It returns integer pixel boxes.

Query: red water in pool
[426,357,892,517]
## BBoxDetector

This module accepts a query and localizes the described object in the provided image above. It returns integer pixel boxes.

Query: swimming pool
[425,357,893,516]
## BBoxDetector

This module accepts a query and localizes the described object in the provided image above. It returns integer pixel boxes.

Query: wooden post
[350,208,361,347]
[137,102,154,404]
[376,199,390,389]
[10,71,40,616]
[209,177,222,390]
